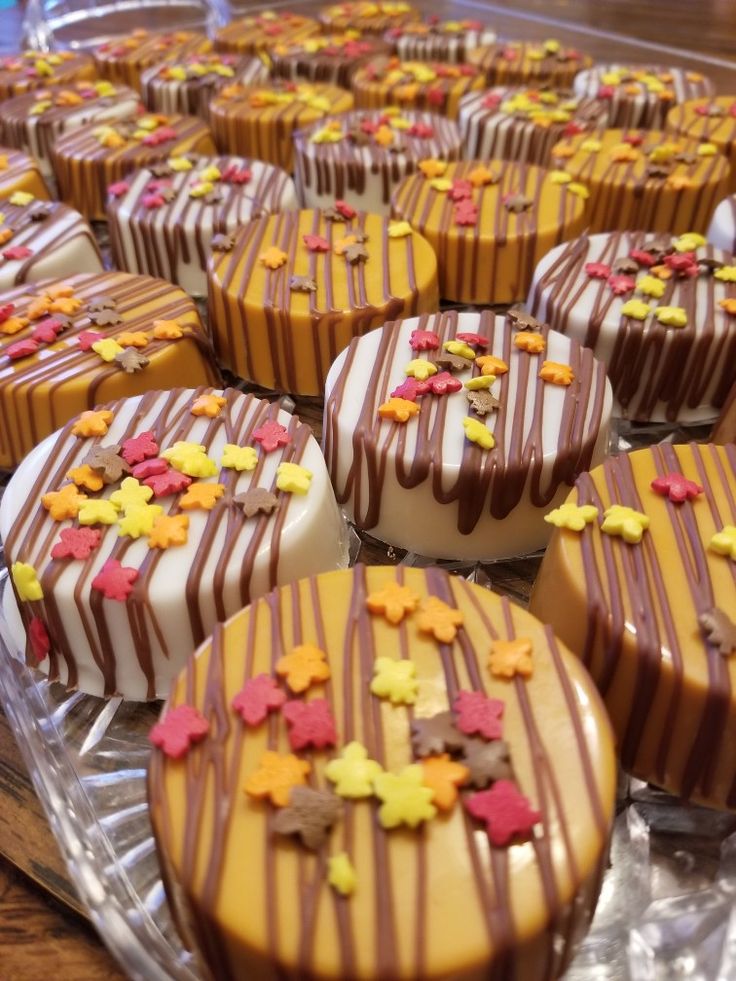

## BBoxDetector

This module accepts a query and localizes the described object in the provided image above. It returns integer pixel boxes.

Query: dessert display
[390,158,586,303]
[385,18,496,63]
[0,50,95,100]
[458,86,609,166]
[107,155,298,297]
[529,442,736,810]
[549,129,729,233]
[139,53,268,120]
[527,230,736,423]
[319,1,420,34]
[213,11,320,57]
[50,113,217,221]
[148,563,616,981]
[0,271,219,468]
[0,386,349,700]
[573,65,715,130]
[209,82,354,173]
[666,97,736,191]
[324,309,612,560]
[294,108,462,214]
[468,40,592,89]
[207,206,439,396]
[0,197,103,290]
[92,30,212,91]
[708,194,736,254]
[712,383,736,443]
[0,146,50,201]
[268,35,391,89]
[0,80,140,179]
[351,57,485,119]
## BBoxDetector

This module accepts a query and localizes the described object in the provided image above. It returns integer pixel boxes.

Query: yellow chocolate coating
[93,30,212,91]
[391,160,585,304]
[209,83,354,171]
[207,208,438,396]
[666,97,736,192]
[351,57,485,119]
[550,128,729,233]
[149,565,616,980]
[530,443,736,810]
[214,12,321,56]
[468,41,592,88]
[0,146,50,200]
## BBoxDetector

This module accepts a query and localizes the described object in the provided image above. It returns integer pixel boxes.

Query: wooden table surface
[0,1,735,979]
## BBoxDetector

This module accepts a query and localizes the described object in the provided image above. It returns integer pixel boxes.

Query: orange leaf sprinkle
[489,637,534,679]
[421,754,470,811]
[191,393,226,417]
[276,643,331,693]
[366,579,420,624]
[244,751,312,807]
[416,596,464,643]
[513,331,546,354]
[179,482,225,511]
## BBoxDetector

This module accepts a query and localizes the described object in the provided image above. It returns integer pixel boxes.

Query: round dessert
[549,128,730,234]
[213,11,320,57]
[268,34,391,89]
[385,17,496,63]
[468,40,591,89]
[458,86,609,166]
[209,82,354,173]
[0,50,95,100]
[351,57,485,119]
[390,158,586,304]
[712,383,736,443]
[149,563,616,981]
[0,197,103,290]
[527,230,736,423]
[0,80,140,180]
[108,155,298,297]
[1,386,349,700]
[530,442,736,810]
[573,64,715,130]
[0,271,220,468]
[50,112,217,221]
[324,309,612,560]
[139,52,268,120]
[666,97,736,192]
[93,30,211,91]
[708,194,736,255]
[294,108,462,215]
[0,146,50,201]
[208,206,439,396]
[319,1,420,34]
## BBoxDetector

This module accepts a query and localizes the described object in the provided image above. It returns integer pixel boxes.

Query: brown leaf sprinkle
[699,608,736,656]
[233,487,280,518]
[507,306,544,332]
[343,242,369,264]
[272,786,342,850]
[86,295,116,311]
[460,738,514,788]
[503,194,533,214]
[289,274,317,292]
[82,444,131,484]
[466,390,501,416]
[435,352,473,373]
[211,232,235,252]
[115,348,149,374]
[410,710,467,757]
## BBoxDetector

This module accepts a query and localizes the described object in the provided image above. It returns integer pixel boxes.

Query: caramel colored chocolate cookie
[530,443,736,810]
[385,18,496,63]
[0,146,50,201]
[0,50,95,100]
[549,128,729,234]
[391,158,586,304]
[573,64,714,130]
[351,57,485,119]
[0,80,140,179]
[140,53,268,120]
[214,11,320,56]
[207,207,438,396]
[0,271,220,468]
[468,39,591,88]
[269,34,390,89]
[93,30,211,90]
[50,112,216,220]
[210,82,354,172]
[149,563,615,981]
[319,1,420,34]
[666,97,736,192]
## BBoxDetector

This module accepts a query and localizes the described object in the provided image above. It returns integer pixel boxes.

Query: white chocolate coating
[107,155,298,297]
[1,387,350,701]
[294,109,461,215]
[708,195,736,254]
[527,231,736,424]
[324,310,612,560]
[139,54,268,120]
[0,199,103,289]
[389,22,496,63]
